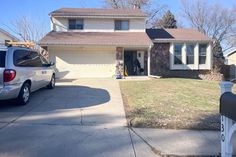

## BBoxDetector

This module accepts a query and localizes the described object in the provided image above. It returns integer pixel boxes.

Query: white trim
[51,15,146,19]
[182,43,187,64]
[153,39,213,43]
[39,44,152,48]
[148,45,152,76]
[170,42,212,70]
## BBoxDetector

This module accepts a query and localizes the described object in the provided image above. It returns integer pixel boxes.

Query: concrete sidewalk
[131,128,236,156]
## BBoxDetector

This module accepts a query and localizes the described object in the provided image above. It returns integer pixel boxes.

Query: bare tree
[127,0,149,8]
[181,0,236,72]
[4,16,49,59]
[104,0,166,26]
[104,0,127,9]
[104,0,149,9]
[11,16,47,43]
[181,0,236,53]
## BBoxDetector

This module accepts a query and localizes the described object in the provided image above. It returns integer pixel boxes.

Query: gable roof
[50,8,146,18]
[146,28,212,42]
[39,31,153,47]
[225,48,236,57]
[0,28,19,42]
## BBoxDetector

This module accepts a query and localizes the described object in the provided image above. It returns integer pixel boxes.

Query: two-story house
[39,8,153,78]
[40,8,213,79]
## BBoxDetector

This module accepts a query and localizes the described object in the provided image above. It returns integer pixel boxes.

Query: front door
[124,51,138,76]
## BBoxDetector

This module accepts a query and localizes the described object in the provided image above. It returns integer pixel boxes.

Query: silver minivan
[0,46,55,105]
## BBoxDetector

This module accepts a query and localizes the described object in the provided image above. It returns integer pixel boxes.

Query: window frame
[186,44,195,65]
[199,44,207,65]
[68,19,84,30]
[174,44,183,65]
[114,20,129,31]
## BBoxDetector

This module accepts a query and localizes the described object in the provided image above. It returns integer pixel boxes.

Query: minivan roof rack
[5,40,35,48]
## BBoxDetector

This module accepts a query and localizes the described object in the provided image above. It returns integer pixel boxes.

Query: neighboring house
[146,28,213,79]
[0,28,18,46]
[225,49,236,65]
[225,49,236,79]
[39,8,153,78]
[39,8,213,79]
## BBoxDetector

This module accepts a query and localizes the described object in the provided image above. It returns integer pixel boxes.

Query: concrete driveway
[0,79,150,157]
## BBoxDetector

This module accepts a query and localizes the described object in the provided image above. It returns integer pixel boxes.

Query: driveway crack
[128,127,137,157]
[80,109,83,125]
[129,127,161,156]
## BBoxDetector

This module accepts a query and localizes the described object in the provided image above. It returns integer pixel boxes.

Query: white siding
[129,19,145,32]
[51,17,145,32]
[0,32,15,44]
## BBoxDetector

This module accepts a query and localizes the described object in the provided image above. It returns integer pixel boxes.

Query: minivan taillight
[4,69,16,82]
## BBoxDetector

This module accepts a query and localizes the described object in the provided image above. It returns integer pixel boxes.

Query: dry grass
[119,78,233,130]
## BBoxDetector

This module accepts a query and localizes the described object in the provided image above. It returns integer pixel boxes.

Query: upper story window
[199,44,207,64]
[186,44,195,64]
[174,44,183,64]
[68,19,83,30]
[115,20,129,30]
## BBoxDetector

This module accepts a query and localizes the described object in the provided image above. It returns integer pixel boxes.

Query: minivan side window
[14,50,31,67]
[13,50,42,67]
[0,51,6,68]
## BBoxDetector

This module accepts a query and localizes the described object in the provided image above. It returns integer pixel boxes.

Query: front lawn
[119,78,227,130]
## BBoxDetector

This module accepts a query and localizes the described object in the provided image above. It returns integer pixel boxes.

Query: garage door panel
[57,53,115,64]
[52,51,116,78]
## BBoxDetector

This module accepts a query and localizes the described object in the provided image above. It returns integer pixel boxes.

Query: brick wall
[116,47,124,78]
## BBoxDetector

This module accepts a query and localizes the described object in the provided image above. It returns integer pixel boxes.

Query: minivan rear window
[0,51,6,68]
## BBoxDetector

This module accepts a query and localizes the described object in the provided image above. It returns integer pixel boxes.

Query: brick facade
[150,43,222,81]
[116,47,124,78]
[144,51,148,75]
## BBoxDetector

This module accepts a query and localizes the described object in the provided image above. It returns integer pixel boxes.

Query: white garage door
[50,49,116,78]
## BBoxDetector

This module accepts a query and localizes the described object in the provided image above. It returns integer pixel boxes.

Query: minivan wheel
[17,83,30,105]
[47,75,55,89]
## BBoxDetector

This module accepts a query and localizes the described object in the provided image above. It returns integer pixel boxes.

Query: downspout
[50,16,68,31]
[147,44,152,77]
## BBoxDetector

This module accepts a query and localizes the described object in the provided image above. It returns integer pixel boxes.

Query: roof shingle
[39,31,153,47]
[146,28,212,42]
[50,8,146,18]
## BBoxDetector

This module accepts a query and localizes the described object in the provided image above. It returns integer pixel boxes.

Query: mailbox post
[220,81,235,157]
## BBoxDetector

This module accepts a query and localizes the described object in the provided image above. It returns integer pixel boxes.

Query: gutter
[50,15,146,19]
[152,39,214,43]
[38,43,153,48]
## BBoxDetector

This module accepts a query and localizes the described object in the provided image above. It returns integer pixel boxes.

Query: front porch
[115,47,151,79]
